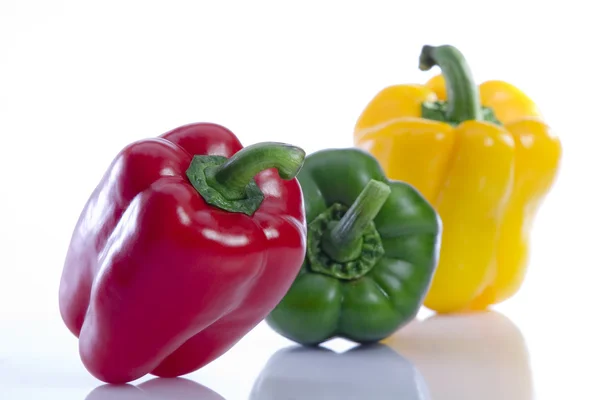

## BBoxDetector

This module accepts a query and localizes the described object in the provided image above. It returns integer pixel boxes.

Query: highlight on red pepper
[58,122,307,384]
[266,148,441,345]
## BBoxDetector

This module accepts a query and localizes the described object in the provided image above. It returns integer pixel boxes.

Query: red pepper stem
[186,142,305,216]
[321,179,391,263]
[419,44,482,122]
[211,142,306,201]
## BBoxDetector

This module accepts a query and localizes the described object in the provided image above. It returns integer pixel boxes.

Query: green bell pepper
[266,148,442,345]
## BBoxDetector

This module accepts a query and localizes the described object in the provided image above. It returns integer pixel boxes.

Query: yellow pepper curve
[353,44,562,313]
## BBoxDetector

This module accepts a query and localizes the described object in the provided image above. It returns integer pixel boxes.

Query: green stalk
[208,142,305,200]
[419,44,482,122]
[186,142,305,216]
[321,180,391,263]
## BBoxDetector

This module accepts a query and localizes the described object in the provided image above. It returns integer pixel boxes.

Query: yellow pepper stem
[419,45,483,122]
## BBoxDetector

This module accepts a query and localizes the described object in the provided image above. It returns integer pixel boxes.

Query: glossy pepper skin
[58,122,307,384]
[266,148,441,345]
[353,45,562,313]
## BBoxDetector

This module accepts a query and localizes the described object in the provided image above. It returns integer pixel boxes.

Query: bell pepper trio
[59,44,561,383]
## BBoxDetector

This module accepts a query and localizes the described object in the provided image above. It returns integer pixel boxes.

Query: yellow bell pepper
[353,44,562,313]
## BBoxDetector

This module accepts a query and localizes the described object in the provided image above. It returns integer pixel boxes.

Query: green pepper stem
[208,142,305,201]
[419,44,482,122]
[322,179,391,262]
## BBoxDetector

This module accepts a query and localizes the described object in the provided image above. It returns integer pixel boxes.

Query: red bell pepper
[58,122,307,384]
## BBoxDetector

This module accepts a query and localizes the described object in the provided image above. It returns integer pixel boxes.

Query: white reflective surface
[250,343,430,400]
[1,308,595,399]
[385,312,532,400]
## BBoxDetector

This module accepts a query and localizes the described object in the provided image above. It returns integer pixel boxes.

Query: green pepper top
[266,148,441,345]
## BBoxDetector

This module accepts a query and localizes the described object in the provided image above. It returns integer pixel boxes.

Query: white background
[1,1,598,399]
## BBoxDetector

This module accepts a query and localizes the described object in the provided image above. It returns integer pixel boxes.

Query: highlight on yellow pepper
[353,44,562,314]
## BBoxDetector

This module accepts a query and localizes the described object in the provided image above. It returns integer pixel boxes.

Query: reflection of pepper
[59,123,307,384]
[250,344,429,400]
[266,148,441,345]
[354,45,562,313]
[86,377,225,400]
[385,312,532,400]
